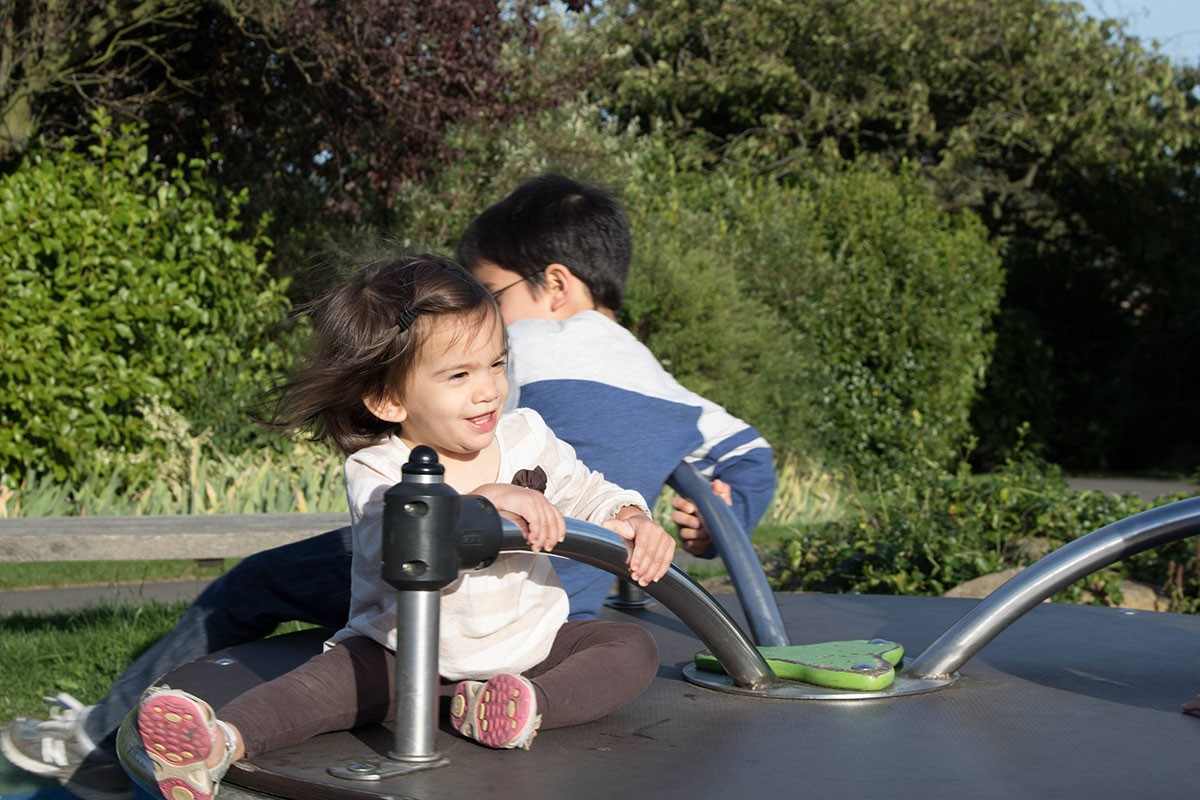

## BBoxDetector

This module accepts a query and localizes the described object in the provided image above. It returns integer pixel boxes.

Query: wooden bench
[0,513,349,562]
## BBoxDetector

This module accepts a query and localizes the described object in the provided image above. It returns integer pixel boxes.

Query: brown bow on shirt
[511,466,548,493]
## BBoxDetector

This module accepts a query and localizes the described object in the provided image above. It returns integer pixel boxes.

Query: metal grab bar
[668,463,790,647]
[510,518,776,690]
[905,495,1200,680]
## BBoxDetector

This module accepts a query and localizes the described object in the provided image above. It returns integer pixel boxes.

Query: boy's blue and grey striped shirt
[507,310,776,556]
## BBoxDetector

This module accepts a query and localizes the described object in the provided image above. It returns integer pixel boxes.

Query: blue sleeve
[711,441,776,535]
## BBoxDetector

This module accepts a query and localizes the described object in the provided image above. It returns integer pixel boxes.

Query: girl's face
[391,312,509,459]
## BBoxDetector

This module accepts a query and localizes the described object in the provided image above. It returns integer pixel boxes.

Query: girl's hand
[671,478,733,557]
[602,509,675,586]
[474,483,565,553]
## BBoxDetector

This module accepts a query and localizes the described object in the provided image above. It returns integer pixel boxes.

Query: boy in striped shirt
[459,172,776,619]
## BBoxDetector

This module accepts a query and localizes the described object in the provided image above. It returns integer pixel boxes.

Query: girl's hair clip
[396,307,420,332]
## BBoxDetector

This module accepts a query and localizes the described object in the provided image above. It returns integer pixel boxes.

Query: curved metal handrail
[905,495,1200,680]
[668,463,790,647]
[506,518,775,690]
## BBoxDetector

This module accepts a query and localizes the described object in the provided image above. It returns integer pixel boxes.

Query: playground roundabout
[116,461,1200,800]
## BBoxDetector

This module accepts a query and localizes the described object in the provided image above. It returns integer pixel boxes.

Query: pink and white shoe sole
[450,673,541,750]
[137,690,224,800]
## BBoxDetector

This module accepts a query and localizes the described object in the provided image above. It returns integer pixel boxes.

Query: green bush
[617,158,1004,479]
[620,160,816,460]
[762,445,1200,612]
[0,110,292,483]
[732,162,1004,479]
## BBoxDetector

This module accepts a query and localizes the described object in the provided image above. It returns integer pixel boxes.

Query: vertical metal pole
[607,579,654,609]
[389,590,443,762]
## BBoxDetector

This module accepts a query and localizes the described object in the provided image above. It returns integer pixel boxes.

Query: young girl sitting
[135,255,676,800]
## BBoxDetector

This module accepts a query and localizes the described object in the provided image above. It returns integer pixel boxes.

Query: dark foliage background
[3,0,1198,480]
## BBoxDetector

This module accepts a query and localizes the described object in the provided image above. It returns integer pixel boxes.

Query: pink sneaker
[449,674,541,750]
[137,688,236,800]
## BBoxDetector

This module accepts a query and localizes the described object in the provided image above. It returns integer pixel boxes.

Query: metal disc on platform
[680,661,955,698]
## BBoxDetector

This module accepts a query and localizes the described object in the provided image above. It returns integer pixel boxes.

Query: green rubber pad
[694,639,905,691]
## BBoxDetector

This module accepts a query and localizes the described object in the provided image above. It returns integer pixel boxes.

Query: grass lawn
[0,560,232,592]
[0,601,193,721]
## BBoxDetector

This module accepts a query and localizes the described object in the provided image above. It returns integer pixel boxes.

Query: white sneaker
[2,693,97,776]
[1,693,132,800]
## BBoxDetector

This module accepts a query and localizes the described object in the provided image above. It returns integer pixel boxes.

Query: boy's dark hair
[456,173,633,311]
[264,254,497,454]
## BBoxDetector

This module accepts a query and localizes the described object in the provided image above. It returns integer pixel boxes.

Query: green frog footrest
[694,639,905,691]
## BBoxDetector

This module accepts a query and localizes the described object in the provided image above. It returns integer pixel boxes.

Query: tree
[596,0,1200,470]
[2,1,568,284]
[1,1,210,162]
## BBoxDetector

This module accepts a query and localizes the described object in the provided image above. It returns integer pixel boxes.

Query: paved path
[1063,476,1198,502]
[0,577,218,615]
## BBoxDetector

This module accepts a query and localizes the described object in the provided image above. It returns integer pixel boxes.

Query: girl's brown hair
[265,254,498,454]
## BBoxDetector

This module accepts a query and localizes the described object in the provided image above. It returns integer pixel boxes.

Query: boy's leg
[523,620,659,729]
[2,527,352,798]
[87,527,355,746]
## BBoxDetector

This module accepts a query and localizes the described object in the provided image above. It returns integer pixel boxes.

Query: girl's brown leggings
[219,620,659,758]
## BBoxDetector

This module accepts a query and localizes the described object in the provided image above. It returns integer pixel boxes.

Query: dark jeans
[553,559,620,621]
[222,621,659,758]
[85,528,354,755]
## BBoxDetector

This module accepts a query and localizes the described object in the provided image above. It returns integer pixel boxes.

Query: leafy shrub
[762,446,1200,612]
[620,160,816,460]
[617,158,1003,480]
[730,162,1004,479]
[0,110,292,482]
[1,401,345,518]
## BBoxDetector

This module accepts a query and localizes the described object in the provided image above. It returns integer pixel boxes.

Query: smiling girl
[134,255,675,800]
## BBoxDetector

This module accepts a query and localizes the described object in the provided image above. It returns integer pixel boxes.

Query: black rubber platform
[122,593,1200,800]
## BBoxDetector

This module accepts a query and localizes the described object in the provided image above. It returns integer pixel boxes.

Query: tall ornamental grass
[1,401,345,519]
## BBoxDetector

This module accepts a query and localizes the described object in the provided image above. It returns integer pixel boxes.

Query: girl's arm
[498,409,672,585]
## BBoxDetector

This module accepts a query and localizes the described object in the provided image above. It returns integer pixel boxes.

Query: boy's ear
[363,392,407,424]
[544,263,592,316]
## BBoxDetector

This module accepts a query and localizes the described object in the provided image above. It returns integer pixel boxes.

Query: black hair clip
[396,307,420,332]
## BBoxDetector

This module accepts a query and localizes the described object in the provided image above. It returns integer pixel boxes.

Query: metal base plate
[681,661,955,698]
[327,754,449,781]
